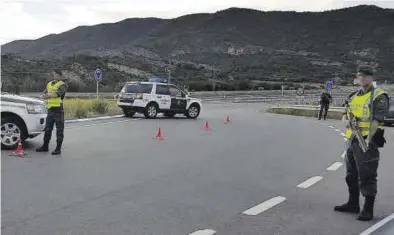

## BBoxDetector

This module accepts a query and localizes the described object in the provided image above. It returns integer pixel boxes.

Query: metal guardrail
[288,105,345,112]
[18,91,348,107]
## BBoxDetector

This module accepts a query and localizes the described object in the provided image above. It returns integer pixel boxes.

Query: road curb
[65,115,125,123]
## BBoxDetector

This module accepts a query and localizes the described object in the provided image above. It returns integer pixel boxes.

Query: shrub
[91,100,108,114]
[75,107,88,118]
[63,99,121,119]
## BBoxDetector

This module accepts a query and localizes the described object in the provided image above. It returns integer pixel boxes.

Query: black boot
[36,144,49,152]
[52,139,63,155]
[357,196,375,221]
[334,191,360,214]
[37,130,51,152]
[51,148,61,155]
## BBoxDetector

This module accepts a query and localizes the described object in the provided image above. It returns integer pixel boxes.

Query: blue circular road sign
[95,68,103,81]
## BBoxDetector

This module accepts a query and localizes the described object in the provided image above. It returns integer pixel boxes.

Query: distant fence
[21,90,349,101]
[17,90,350,107]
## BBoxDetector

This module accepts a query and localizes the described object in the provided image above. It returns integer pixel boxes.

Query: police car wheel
[144,103,158,119]
[186,104,200,119]
[1,117,25,150]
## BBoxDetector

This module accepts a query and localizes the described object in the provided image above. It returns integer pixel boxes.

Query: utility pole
[166,67,171,84]
[168,69,171,84]
[212,64,216,91]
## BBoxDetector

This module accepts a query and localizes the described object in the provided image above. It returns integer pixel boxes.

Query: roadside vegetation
[63,99,121,120]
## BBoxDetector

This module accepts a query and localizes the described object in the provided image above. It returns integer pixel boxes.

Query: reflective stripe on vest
[46,81,64,108]
[345,88,386,139]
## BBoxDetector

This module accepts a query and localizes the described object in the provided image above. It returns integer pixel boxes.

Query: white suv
[1,93,47,149]
[117,81,202,119]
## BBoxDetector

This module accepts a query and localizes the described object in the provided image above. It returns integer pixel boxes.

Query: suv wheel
[123,109,136,118]
[1,117,25,150]
[186,104,200,119]
[144,103,158,119]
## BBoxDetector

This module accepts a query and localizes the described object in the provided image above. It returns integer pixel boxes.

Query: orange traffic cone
[224,116,231,124]
[203,121,211,131]
[9,137,27,157]
[153,127,164,140]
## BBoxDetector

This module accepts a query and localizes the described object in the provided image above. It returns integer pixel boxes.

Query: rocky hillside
[1,5,394,92]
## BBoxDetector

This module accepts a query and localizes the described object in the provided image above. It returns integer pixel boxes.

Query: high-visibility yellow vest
[46,81,64,108]
[345,88,386,139]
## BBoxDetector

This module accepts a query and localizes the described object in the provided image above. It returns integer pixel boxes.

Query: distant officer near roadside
[36,69,68,155]
[318,89,332,120]
[334,66,389,221]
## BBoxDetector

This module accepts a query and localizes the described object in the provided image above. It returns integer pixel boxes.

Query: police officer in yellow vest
[36,69,68,155]
[334,66,389,221]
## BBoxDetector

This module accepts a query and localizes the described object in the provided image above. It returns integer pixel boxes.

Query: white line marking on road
[329,125,334,128]
[297,176,323,189]
[340,132,346,137]
[341,151,346,158]
[243,196,286,216]
[189,229,216,235]
[359,212,394,235]
[327,162,343,171]
[343,137,348,141]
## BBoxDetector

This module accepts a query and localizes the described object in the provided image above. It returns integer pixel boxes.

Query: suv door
[119,83,153,104]
[155,84,171,110]
[169,85,187,111]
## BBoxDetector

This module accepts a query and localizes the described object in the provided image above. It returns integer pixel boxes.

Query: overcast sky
[0,0,393,45]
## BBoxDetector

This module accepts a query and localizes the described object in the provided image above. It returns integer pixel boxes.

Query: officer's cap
[357,66,375,76]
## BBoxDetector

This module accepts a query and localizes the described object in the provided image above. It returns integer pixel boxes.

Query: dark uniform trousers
[43,107,64,148]
[319,104,329,120]
[345,138,380,197]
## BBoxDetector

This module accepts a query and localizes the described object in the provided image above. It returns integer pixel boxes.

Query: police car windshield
[123,83,153,93]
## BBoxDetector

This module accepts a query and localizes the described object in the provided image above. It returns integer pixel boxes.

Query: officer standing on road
[36,69,68,155]
[318,89,332,120]
[334,66,389,221]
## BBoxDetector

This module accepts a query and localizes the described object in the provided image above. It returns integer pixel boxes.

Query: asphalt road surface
[2,103,394,235]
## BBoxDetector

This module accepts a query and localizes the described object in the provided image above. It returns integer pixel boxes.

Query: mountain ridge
[1,5,393,93]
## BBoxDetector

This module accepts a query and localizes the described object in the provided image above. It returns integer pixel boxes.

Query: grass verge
[266,107,343,120]
[63,99,122,120]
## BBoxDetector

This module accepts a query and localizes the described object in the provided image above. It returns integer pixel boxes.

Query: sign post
[94,68,102,100]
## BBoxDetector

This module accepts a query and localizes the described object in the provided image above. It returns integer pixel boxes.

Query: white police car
[1,93,47,149]
[117,79,202,119]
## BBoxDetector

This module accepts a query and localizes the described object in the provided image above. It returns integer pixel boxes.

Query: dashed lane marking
[189,229,216,235]
[297,176,323,189]
[343,137,348,141]
[242,196,286,216]
[329,125,334,128]
[341,151,346,159]
[359,212,394,235]
[327,162,343,171]
[335,129,341,132]
[340,133,346,137]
